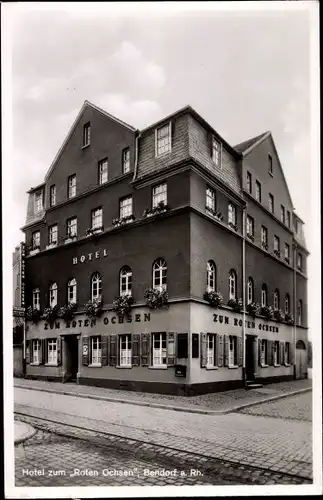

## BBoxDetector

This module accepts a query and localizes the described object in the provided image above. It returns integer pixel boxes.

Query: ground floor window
[273,340,280,365]
[285,342,290,364]
[260,339,268,365]
[91,336,102,365]
[229,335,238,366]
[152,332,167,367]
[32,339,40,364]
[207,333,216,366]
[120,334,132,367]
[47,339,57,365]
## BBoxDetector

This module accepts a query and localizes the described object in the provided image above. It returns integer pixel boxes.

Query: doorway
[295,340,307,379]
[65,335,79,382]
[246,336,255,381]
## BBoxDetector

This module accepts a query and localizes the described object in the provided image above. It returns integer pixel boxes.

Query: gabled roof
[44,101,137,182]
[234,131,270,154]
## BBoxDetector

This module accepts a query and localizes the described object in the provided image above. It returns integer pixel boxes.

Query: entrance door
[65,335,79,382]
[296,340,307,379]
[246,336,255,381]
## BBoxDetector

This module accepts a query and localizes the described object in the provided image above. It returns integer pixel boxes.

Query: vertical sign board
[20,242,25,308]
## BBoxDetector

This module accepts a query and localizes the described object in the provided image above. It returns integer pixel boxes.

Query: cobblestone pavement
[14,387,312,481]
[14,377,312,412]
[238,392,312,422]
[15,416,310,486]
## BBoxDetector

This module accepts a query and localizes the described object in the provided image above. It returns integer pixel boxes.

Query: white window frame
[246,171,252,193]
[122,148,130,174]
[284,342,290,364]
[68,278,77,303]
[260,339,268,366]
[35,192,43,213]
[297,253,302,270]
[261,226,268,246]
[229,335,237,367]
[207,334,216,366]
[285,294,290,314]
[285,243,290,262]
[91,336,102,366]
[268,154,273,175]
[32,339,41,364]
[119,196,133,219]
[212,136,221,167]
[297,300,302,325]
[153,259,167,292]
[255,181,261,202]
[247,278,254,304]
[99,159,108,185]
[287,211,291,228]
[47,339,57,365]
[33,288,40,310]
[68,175,76,199]
[91,207,103,229]
[228,203,236,225]
[273,341,280,365]
[156,123,171,157]
[50,185,56,207]
[246,215,254,236]
[261,285,268,307]
[207,261,216,293]
[281,205,285,224]
[152,332,167,367]
[274,235,280,252]
[49,283,58,307]
[83,122,91,147]
[269,194,274,213]
[206,187,216,212]
[67,217,77,238]
[32,231,40,249]
[91,273,102,301]
[120,334,132,367]
[273,290,279,310]
[229,270,236,300]
[120,267,132,296]
[49,225,58,245]
[152,183,167,208]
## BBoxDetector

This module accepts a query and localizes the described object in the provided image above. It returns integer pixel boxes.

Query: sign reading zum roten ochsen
[44,312,151,330]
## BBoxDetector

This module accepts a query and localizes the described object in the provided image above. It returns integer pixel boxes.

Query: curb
[14,384,312,416]
[14,421,36,446]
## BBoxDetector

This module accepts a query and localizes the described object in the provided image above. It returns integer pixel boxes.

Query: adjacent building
[22,101,309,395]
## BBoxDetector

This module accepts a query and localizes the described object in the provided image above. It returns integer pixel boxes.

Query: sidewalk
[14,420,35,445]
[14,377,312,415]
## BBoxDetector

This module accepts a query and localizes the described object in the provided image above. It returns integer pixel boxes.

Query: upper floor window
[67,217,77,238]
[49,282,58,307]
[255,181,261,202]
[211,136,221,167]
[286,211,291,228]
[32,231,40,249]
[297,300,303,325]
[274,235,280,253]
[229,269,237,300]
[284,243,290,263]
[35,191,43,213]
[50,185,56,207]
[153,258,167,292]
[246,215,254,237]
[32,288,40,310]
[67,278,77,303]
[273,289,280,310]
[83,122,91,147]
[206,187,216,213]
[122,148,130,173]
[49,224,58,245]
[156,123,171,156]
[297,253,303,271]
[68,174,76,199]
[207,260,216,293]
[269,193,274,214]
[120,196,133,219]
[120,266,132,296]
[91,272,102,301]
[295,219,300,235]
[268,154,273,175]
[228,203,237,226]
[91,207,103,229]
[284,294,290,314]
[246,171,252,194]
[98,159,108,185]
[281,205,285,224]
[247,277,254,304]
[152,183,167,208]
[261,226,268,247]
[261,284,268,308]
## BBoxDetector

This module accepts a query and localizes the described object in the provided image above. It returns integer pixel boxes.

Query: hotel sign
[73,249,109,265]
[213,313,279,333]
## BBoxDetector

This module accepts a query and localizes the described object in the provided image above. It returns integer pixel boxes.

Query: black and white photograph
[3,1,321,497]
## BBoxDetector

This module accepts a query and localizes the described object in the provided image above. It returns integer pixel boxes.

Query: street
[14,385,312,486]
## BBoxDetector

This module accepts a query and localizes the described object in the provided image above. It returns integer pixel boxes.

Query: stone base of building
[255,374,295,385]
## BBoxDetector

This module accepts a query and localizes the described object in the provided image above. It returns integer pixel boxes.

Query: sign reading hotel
[73,249,109,265]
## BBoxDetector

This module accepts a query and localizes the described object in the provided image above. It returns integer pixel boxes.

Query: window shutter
[26,340,30,364]
[57,337,61,365]
[237,336,243,366]
[200,333,207,368]
[109,334,117,366]
[177,333,188,358]
[82,336,89,366]
[258,338,262,366]
[192,333,199,358]
[268,340,273,365]
[218,334,224,367]
[101,335,109,365]
[224,335,229,367]
[167,332,176,366]
[39,339,43,364]
[280,342,285,365]
[132,334,140,366]
[141,333,150,366]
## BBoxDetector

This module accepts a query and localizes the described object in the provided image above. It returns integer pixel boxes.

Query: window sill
[30,362,40,366]
[148,365,168,370]
[88,364,102,368]
[206,365,218,370]
[228,365,239,369]
[82,144,90,150]
[155,151,171,159]
[284,363,291,367]
[44,363,58,367]
[260,364,269,368]
[116,365,132,369]
[273,363,281,367]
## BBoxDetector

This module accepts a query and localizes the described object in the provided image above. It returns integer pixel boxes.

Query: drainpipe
[133,131,141,182]
[293,242,297,379]
[242,205,246,386]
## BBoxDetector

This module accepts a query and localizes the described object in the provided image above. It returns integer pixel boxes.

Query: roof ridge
[234,131,270,152]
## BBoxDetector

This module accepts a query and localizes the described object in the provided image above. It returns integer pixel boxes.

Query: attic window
[35,191,43,213]
[156,123,171,157]
[212,136,221,167]
[83,122,91,147]
[268,154,273,176]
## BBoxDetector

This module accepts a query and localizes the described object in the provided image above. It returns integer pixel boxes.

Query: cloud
[97,93,162,128]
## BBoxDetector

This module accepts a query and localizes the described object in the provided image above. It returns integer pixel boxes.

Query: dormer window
[35,192,43,213]
[68,175,76,199]
[212,136,221,167]
[268,154,273,175]
[83,122,91,147]
[156,123,171,156]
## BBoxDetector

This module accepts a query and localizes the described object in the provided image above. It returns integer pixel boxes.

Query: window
[261,226,268,248]
[285,342,290,364]
[156,123,171,156]
[47,339,57,365]
[120,266,132,296]
[49,224,58,245]
[297,253,303,270]
[68,174,76,199]
[212,136,221,167]
[284,243,290,263]
[67,278,77,303]
[206,187,216,212]
[50,185,56,207]
[35,191,43,213]
[295,219,300,235]
[119,196,133,219]
[122,148,130,173]
[99,159,108,185]
[247,277,254,304]
[255,181,261,202]
[285,294,290,314]
[297,300,303,325]
[274,235,280,253]
[268,154,273,175]
[273,289,280,310]
[120,334,132,366]
[91,207,103,229]
[152,183,167,208]
[32,339,40,364]
[269,194,274,213]
[49,283,58,307]
[229,335,238,366]
[91,273,102,301]
[229,270,237,300]
[246,215,254,237]
[260,339,268,366]
[286,211,291,228]
[207,261,216,292]
[228,203,236,226]
[153,259,167,292]
[152,332,167,366]
[33,288,40,310]
[246,171,252,194]
[207,334,216,366]
[32,231,40,249]
[83,122,91,147]
[67,217,77,238]
[281,205,285,224]
[91,336,101,365]
[261,284,268,307]
[273,341,280,365]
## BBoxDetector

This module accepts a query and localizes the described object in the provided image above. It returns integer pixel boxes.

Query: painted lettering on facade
[43,312,151,330]
[73,249,109,265]
[213,313,279,333]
